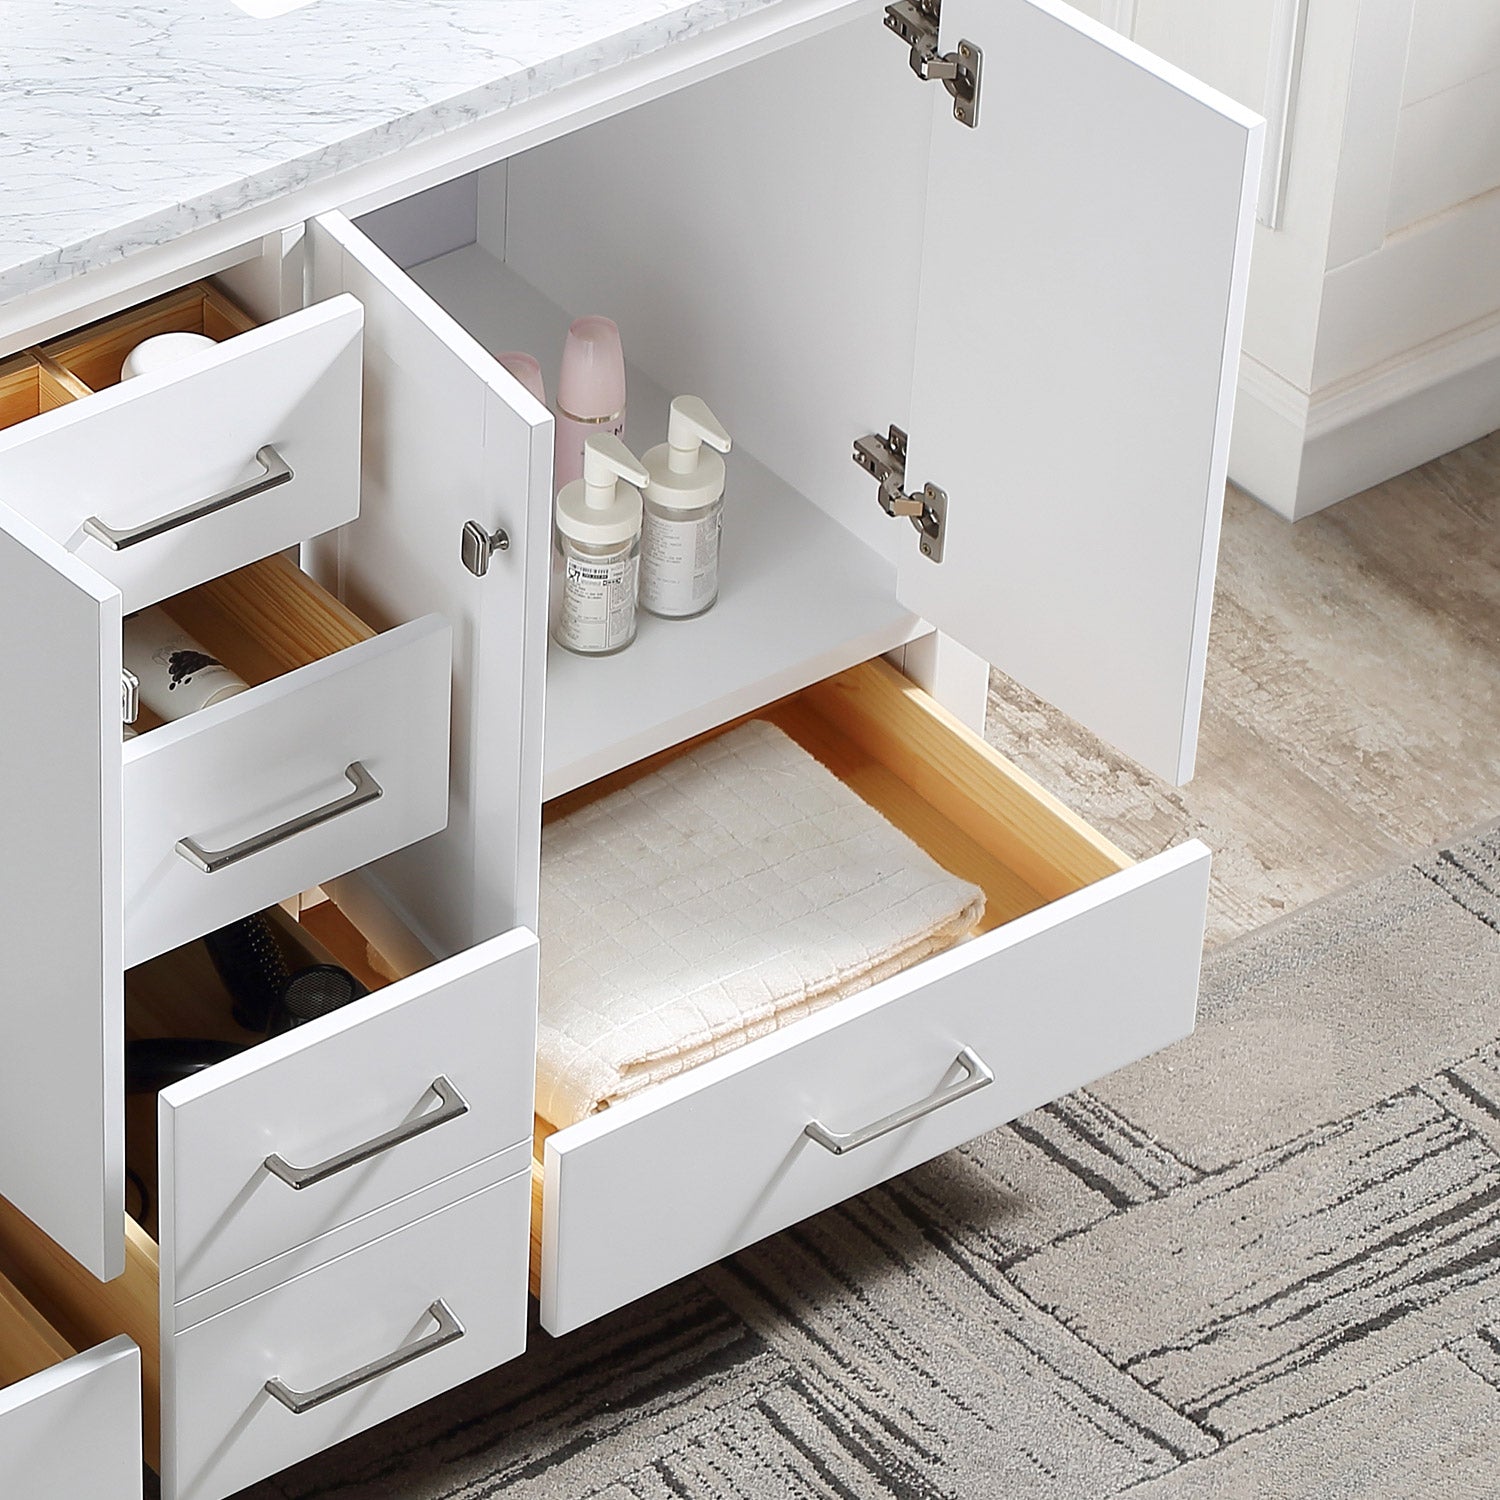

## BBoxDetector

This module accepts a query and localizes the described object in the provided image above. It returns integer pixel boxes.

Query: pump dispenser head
[664,396,732,474]
[556,432,648,546]
[643,397,732,513]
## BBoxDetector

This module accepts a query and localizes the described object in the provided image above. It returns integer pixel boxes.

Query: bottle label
[153,641,232,696]
[558,552,638,652]
[640,509,721,616]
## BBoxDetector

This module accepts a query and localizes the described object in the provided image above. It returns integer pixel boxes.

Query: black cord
[126,1165,151,1227]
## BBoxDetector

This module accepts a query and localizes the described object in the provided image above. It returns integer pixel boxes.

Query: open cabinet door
[305,213,553,953]
[897,0,1261,784]
[0,507,124,1279]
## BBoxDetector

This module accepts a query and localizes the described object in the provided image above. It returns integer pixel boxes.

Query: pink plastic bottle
[497,351,547,407]
[554,316,626,495]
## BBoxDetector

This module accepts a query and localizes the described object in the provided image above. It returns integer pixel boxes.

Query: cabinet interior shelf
[407,245,923,800]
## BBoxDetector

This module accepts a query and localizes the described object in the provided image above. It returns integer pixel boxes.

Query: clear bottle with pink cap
[554,316,626,495]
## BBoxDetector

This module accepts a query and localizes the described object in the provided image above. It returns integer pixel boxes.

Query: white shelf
[408,244,922,799]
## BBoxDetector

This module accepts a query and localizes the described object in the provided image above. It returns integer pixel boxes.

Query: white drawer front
[0,1337,141,1498]
[540,842,1209,1334]
[123,615,451,966]
[164,1170,531,1500]
[0,297,363,614]
[159,927,537,1304]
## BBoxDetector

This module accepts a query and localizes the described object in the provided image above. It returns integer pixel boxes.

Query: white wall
[1090,0,1500,518]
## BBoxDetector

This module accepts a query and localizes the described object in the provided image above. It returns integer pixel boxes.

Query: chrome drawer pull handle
[804,1046,994,1155]
[175,760,381,874]
[263,1298,464,1415]
[83,444,293,550]
[263,1076,468,1190]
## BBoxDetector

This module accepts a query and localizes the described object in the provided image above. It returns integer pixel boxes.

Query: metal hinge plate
[853,425,946,563]
[884,0,982,128]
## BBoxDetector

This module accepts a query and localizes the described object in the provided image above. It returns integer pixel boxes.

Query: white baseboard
[1230,312,1500,519]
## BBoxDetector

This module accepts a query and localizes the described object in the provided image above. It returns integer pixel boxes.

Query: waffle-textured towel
[537,720,987,1127]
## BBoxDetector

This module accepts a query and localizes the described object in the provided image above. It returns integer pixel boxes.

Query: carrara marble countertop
[0,0,784,308]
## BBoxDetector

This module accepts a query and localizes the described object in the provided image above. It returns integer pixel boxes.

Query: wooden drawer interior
[526,655,1135,1288]
[41,282,257,395]
[0,1266,78,1394]
[126,551,375,737]
[0,1197,159,1466]
[0,352,87,432]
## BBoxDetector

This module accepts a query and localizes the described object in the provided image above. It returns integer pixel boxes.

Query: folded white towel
[537,719,987,1127]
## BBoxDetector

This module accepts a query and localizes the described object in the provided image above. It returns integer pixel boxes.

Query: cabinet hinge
[883,0,982,128]
[853,425,946,564]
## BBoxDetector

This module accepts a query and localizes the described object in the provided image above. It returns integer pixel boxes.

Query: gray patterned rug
[242,820,1500,1500]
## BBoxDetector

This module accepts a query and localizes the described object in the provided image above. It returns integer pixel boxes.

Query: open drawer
[0,1266,141,1497]
[122,554,452,966]
[0,282,362,614]
[129,910,537,1303]
[530,659,1211,1333]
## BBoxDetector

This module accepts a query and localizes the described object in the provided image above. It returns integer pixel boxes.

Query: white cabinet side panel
[0,507,124,1280]
[306,212,552,950]
[899,0,1260,784]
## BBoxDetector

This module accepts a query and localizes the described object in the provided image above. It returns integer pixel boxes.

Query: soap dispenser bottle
[553,432,650,656]
[639,396,732,620]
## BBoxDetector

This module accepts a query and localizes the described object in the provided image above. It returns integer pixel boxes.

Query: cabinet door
[898,0,1262,784]
[305,213,553,954]
[0,506,125,1280]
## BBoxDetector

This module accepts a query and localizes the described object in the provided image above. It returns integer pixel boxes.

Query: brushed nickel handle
[804,1046,994,1155]
[263,1299,464,1415]
[263,1076,468,1189]
[83,444,293,550]
[175,761,381,874]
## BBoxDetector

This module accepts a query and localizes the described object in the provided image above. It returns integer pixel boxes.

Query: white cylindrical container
[123,606,249,720]
[120,331,216,381]
[553,433,650,657]
[640,397,732,620]
[555,533,641,657]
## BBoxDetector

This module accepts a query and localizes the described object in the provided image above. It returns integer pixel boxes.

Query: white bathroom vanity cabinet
[0,2,1259,1494]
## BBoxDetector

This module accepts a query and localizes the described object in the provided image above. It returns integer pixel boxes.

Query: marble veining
[0,0,790,306]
